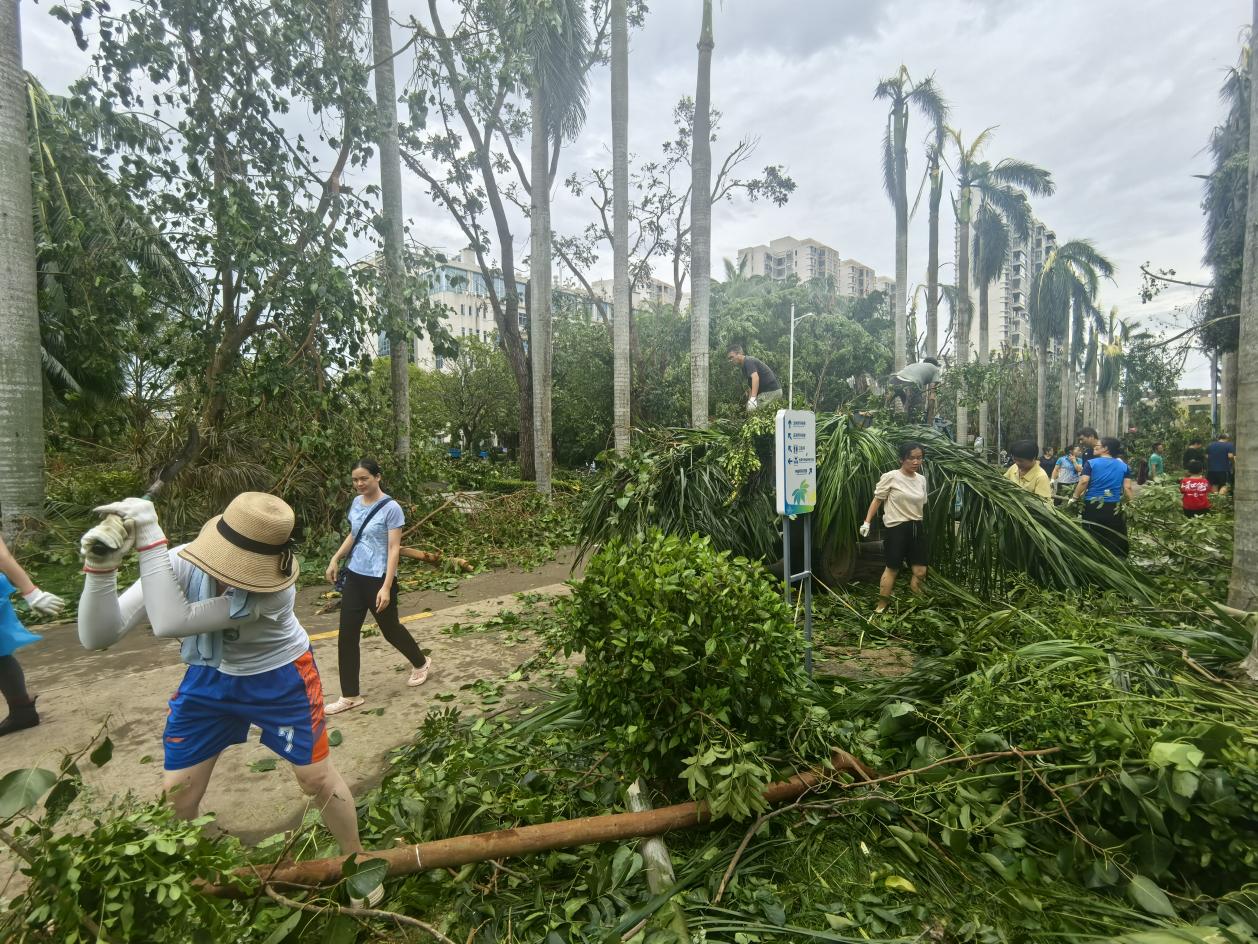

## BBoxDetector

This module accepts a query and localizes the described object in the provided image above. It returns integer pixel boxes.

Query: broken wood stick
[203,750,872,898]
[400,547,473,572]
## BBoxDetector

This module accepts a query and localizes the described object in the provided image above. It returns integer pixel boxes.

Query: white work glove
[859,522,871,538]
[80,515,136,571]
[746,397,759,412]
[22,587,65,617]
[93,497,164,550]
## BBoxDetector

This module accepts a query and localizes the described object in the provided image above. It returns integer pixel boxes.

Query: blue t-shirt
[1206,440,1235,473]
[346,495,404,578]
[1081,456,1131,503]
[1054,455,1080,484]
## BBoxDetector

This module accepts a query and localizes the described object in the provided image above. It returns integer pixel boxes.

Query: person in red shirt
[1180,459,1211,517]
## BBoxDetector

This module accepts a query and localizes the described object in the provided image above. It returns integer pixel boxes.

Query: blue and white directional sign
[774,409,816,516]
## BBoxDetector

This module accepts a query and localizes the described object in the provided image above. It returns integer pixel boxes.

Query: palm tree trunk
[371,0,410,460]
[955,194,971,443]
[0,0,45,536]
[529,85,553,495]
[977,276,989,449]
[893,106,908,372]
[1066,360,1078,441]
[1035,338,1047,450]
[611,0,631,455]
[688,0,713,429]
[925,153,942,359]
[1223,349,1239,435]
[1059,340,1071,446]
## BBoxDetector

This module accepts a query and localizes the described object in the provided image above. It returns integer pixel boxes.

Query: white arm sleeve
[138,545,252,639]
[77,571,149,650]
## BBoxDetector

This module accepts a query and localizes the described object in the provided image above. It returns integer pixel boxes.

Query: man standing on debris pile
[886,357,943,417]
[727,345,783,412]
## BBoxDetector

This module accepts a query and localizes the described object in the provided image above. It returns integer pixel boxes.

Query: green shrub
[565,531,834,820]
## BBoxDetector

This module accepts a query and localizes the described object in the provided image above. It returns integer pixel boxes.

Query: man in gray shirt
[727,344,783,411]
[886,357,943,416]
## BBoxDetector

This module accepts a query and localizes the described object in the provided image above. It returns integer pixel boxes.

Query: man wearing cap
[76,492,382,904]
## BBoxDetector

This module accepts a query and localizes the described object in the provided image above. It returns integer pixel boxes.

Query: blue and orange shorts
[164,649,329,771]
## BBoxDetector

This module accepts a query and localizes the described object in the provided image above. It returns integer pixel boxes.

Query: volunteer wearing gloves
[726,344,783,412]
[859,441,929,614]
[77,492,381,902]
[0,534,65,737]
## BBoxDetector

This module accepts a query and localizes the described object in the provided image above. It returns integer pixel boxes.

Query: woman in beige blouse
[859,441,928,613]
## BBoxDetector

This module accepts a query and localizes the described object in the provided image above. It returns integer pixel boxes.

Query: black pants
[1183,508,1208,518]
[338,570,426,697]
[0,655,30,707]
[1082,501,1128,558]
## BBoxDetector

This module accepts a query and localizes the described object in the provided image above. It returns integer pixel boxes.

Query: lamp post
[788,305,816,406]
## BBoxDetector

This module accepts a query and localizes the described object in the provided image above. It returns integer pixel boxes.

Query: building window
[435,356,444,370]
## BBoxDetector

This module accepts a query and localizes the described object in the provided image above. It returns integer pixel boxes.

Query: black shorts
[1206,470,1229,488]
[883,520,928,570]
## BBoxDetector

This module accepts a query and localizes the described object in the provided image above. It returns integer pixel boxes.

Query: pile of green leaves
[581,414,1154,600]
[565,531,834,820]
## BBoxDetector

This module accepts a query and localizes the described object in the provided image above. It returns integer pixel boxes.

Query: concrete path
[0,552,582,867]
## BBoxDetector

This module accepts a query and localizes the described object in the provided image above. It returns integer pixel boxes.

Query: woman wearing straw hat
[76,493,376,891]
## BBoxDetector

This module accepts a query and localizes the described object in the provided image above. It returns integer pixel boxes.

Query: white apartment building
[736,236,891,299]
[589,274,688,311]
[737,236,842,284]
[961,219,1057,357]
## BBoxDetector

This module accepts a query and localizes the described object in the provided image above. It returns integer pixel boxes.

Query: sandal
[325,696,365,715]
[407,661,431,687]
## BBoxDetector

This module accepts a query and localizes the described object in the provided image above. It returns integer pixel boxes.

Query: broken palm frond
[581,416,1154,600]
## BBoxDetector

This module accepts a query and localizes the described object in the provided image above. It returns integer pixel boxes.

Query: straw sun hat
[178,492,300,593]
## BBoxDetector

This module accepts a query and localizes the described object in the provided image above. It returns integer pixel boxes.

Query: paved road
[0,551,581,876]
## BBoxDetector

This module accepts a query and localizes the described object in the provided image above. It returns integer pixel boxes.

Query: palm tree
[525,0,591,493]
[1230,1,1258,669]
[946,128,990,443]
[1096,309,1125,437]
[969,156,1053,445]
[689,0,714,429]
[371,0,411,459]
[874,67,946,372]
[0,0,45,535]
[611,0,630,455]
[1029,240,1113,447]
[924,105,948,359]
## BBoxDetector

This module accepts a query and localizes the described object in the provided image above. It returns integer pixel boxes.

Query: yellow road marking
[308,610,433,642]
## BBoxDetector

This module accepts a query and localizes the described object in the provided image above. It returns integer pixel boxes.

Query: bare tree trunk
[530,86,553,494]
[925,147,942,360]
[1223,348,1239,435]
[1035,339,1047,451]
[611,0,631,455]
[0,0,45,537]
[954,192,971,444]
[977,276,989,449]
[893,105,908,372]
[371,0,410,459]
[688,0,713,429]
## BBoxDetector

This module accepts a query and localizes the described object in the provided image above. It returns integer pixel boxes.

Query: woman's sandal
[325,696,365,715]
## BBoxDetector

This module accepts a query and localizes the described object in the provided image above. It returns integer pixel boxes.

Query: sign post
[775,409,816,676]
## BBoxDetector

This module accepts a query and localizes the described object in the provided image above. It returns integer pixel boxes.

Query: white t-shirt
[894,362,942,387]
[78,546,309,676]
[873,470,928,527]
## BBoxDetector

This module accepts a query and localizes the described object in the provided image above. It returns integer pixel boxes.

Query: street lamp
[789,304,816,407]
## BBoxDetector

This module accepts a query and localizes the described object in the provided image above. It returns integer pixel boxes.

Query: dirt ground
[0,550,583,892]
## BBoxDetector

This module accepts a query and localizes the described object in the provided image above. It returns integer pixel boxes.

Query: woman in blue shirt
[1071,437,1134,558]
[325,459,429,714]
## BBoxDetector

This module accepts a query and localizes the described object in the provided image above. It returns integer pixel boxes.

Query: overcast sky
[20,0,1250,386]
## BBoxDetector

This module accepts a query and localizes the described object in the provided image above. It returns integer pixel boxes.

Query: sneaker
[325,696,365,715]
[349,882,385,909]
[407,661,430,687]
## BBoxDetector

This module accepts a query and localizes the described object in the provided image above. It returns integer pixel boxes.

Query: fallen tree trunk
[205,750,872,898]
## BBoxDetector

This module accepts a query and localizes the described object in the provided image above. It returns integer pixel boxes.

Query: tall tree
[611,0,631,453]
[689,0,714,428]
[1029,240,1113,447]
[947,128,989,443]
[875,67,945,371]
[924,103,948,359]
[0,0,44,534]
[371,0,411,459]
[1231,0,1258,647]
[969,155,1053,446]
[525,0,591,494]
